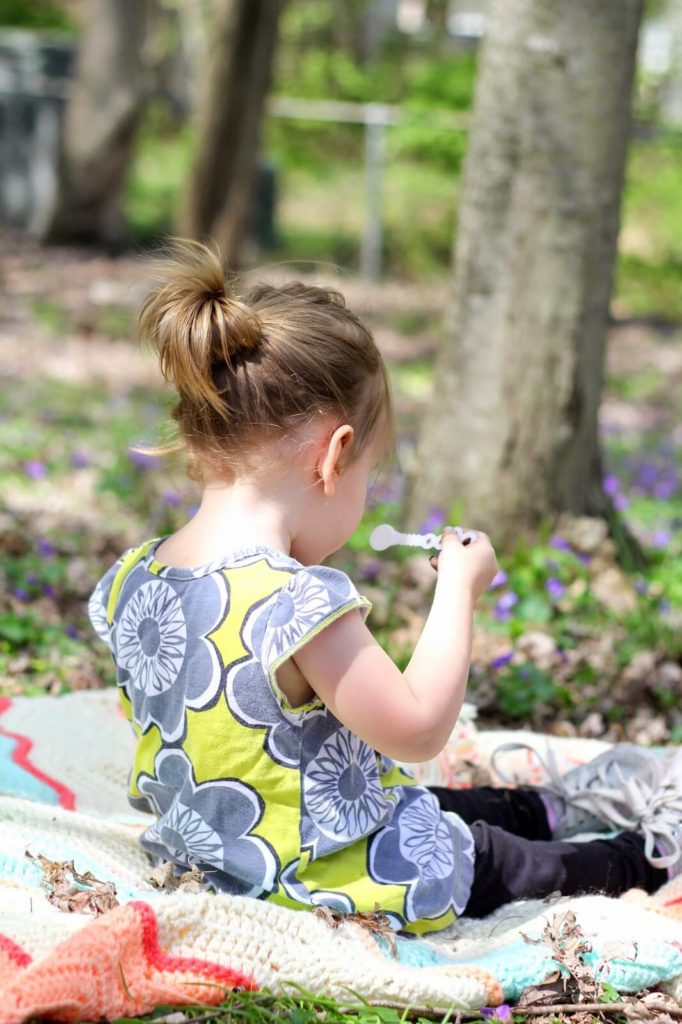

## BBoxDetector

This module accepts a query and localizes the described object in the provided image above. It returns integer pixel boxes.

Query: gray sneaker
[586,747,682,871]
[491,741,667,841]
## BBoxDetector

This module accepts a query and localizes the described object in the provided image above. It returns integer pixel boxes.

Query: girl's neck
[157,477,296,569]
[200,479,293,553]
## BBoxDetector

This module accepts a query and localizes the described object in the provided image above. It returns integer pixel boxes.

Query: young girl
[89,241,680,934]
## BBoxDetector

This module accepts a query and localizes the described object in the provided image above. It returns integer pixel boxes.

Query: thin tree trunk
[179,0,285,267]
[43,0,149,245]
[409,0,644,548]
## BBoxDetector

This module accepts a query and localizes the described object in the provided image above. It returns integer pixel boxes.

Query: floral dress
[88,539,475,933]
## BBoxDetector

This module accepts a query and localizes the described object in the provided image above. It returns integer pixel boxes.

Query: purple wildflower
[70,450,90,469]
[635,577,648,596]
[491,650,514,670]
[23,460,48,480]
[602,473,620,496]
[369,471,406,506]
[577,552,591,565]
[496,592,518,612]
[546,577,566,601]
[489,569,508,589]
[481,1007,512,1021]
[65,623,79,639]
[613,493,630,511]
[128,448,161,470]
[494,592,518,621]
[26,572,39,585]
[36,538,56,558]
[549,535,572,552]
[635,459,659,494]
[12,587,30,602]
[651,530,671,549]
[42,583,56,599]
[419,505,446,534]
[659,599,671,614]
[654,478,678,500]
[360,557,383,582]
[162,489,182,507]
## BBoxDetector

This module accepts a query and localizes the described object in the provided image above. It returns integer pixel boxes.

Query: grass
[108,985,473,1024]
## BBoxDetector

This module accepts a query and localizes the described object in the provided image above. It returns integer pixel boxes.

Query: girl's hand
[429,527,499,601]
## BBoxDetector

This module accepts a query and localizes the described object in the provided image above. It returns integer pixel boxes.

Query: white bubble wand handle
[369,524,479,552]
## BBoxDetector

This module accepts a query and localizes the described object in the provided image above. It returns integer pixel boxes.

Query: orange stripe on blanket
[0,933,31,987]
[134,900,257,987]
[0,902,256,1024]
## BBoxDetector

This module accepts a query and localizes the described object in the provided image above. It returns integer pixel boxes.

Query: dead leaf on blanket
[516,973,566,1007]
[313,903,398,958]
[147,862,207,893]
[520,910,596,1005]
[544,910,595,999]
[25,851,119,916]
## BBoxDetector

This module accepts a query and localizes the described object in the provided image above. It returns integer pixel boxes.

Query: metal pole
[361,103,389,281]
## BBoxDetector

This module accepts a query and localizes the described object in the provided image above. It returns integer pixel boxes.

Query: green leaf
[599,981,620,1003]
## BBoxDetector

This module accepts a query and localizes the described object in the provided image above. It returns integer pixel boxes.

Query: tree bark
[43,0,149,245]
[408,0,644,547]
[179,0,285,267]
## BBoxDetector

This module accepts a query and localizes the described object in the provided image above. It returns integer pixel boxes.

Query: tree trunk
[43,0,149,245]
[408,0,644,547]
[179,0,285,267]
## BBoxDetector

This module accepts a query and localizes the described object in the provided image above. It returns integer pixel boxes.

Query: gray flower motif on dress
[117,579,187,694]
[303,726,390,842]
[368,787,475,921]
[113,565,228,742]
[263,571,334,663]
[87,551,131,650]
[225,570,343,768]
[87,580,112,648]
[279,859,356,914]
[398,793,457,880]
[138,748,278,898]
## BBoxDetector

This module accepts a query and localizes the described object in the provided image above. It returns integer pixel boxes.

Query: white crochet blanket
[0,689,681,1024]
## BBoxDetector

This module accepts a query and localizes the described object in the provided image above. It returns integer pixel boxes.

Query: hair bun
[138,239,262,417]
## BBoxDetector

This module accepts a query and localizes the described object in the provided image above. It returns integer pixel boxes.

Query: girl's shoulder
[87,537,370,652]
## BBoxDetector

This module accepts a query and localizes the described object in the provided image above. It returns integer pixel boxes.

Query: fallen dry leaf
[25,850,119,916]
[147,861,207,893]
[313,903,398,957]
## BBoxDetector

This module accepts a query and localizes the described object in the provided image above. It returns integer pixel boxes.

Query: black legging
[429,785,667,918]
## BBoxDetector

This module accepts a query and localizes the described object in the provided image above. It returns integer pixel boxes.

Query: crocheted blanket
[1,689,681,1024]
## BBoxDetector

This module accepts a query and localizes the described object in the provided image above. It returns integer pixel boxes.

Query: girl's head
[138,240,393,554]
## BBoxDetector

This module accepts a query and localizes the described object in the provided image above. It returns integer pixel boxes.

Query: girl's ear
[319,424,354,497]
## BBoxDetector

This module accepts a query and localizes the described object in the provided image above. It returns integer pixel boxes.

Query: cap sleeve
[263,565,371,683]
[87,556,126,650]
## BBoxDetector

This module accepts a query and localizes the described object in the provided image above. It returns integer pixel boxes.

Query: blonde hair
[138,240,393,477]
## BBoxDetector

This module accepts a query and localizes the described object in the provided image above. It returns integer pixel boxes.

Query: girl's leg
[463,823,667,918]
[429,785,552,840]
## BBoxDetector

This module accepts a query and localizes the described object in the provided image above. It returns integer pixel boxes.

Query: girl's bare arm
[289,532,498,761]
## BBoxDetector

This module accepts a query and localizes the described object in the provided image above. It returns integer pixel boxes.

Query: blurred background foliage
[5,0,682,307]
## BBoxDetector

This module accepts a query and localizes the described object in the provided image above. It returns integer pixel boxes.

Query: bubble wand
[369,524,479,552]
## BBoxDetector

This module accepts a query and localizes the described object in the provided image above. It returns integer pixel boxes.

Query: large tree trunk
[409,0,643,547]
[179,0,285,267]
[43,0,149,245]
